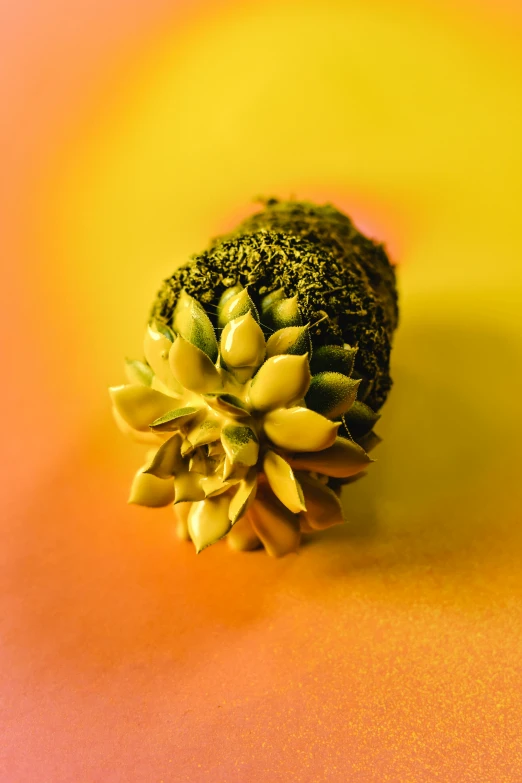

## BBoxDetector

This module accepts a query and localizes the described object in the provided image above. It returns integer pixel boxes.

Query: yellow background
[2,0,522,779]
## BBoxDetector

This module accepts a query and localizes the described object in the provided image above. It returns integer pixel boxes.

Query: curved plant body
[110,200,398,556]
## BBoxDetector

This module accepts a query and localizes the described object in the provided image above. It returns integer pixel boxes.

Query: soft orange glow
[2,0,522,779]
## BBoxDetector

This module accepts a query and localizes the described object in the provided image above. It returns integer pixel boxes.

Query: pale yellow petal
[220,312,266,369]
[288,437,372,478]
[112,408,163,446]
[203,393,251,418]
[188,449,209,474]
[169,336,222,394]
[149,406,201,432]
[263,407,339,452]
[174,471,205,503]
[174,501,192,540]
[124,358,153,386]
[265,326,310,358]
[109,384,176,431]
[143,323,180,391]
[188,495,231,552]
[200,472,240,497]
[298,473,345,530]
[217,287,258,328]
[229,469,258,524]
[172,290,219,361]
[221,424,259,466]
[248,496,301,557]
[143,434,184,479]
[227,513,262,551]
[128,467,174,507]
[263,450,306,513]
[249,354,311,412]
[186,417,221,448]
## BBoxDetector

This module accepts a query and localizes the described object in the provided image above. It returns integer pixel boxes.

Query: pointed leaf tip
[221,424,259,466]
[173,290,218,361]
[124,358,154,387]
[288,437,372,478]
[220,311,266,369]
[149,407,200,432]
[249,354,311,411]
[266,325,311,358]
[248,494,301,557]
[110,384,177,431]
[263,450,306,514]
[218,287,259,328]
[263,407,339,452]
[306,372,360,419]
[169,336,222,394]
[343,400,380,438]
[128,467,174,507]
[263,295,303,330]
[298,473,345,530]
[188,495,231,552]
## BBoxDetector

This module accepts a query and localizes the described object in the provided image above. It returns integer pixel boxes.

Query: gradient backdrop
[2,0,522,780]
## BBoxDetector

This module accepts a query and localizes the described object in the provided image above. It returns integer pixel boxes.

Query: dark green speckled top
[151,199,398,412]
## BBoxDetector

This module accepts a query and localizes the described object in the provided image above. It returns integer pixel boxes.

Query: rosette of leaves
[110,286,379,556]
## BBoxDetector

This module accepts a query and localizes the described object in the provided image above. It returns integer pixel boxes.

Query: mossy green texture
[151,199,398,411]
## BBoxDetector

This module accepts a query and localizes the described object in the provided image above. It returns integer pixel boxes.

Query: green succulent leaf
[263,407,339,452]
[124,358,154,387]
[109,384,176,432]
[226,513,261,551]
[189,448,209,475]
[249,354,311,411]
[203,393,251,418]
[143,434,184,479]
[305,372,360,419]
[188,495,231,553]
[356,430,382,454]
[229,468,258,524]
[220,311,266,369]
[200,472,239,498]
[259,287,285,316]
[186,417,222,449]
[309,344,357,377]
[265,325,311,358]
[263,295,302,330]
[297,473,345,530]
[169,336,222,394]
[263,450,306,514]
[149,406,200,432]
[128,467,174,507]
[153,320,175,342]
[218,284,243,312]
[143,322,181,391]
[288,436,372,478]
[349,370,372,402]
[174,471,205,504]
[343,400,380,438]
[221,424,259,466]
[217,287,259,328]
[248,491,301,558]
[172,289,218,361]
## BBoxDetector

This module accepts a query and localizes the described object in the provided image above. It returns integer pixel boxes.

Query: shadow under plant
[311,313,522,576]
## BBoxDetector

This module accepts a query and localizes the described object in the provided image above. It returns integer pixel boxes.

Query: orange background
[2,0,522,780]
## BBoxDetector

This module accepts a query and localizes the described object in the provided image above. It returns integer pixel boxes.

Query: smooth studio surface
[2,0,522,780]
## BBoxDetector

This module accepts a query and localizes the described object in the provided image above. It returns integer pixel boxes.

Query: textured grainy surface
[3,0,522,780]
[152,201,398,411]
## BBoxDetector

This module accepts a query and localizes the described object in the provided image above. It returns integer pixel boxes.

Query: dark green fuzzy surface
[151,200,399,411]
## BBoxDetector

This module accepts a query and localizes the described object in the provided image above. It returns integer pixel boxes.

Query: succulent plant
[110,199,398,556]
